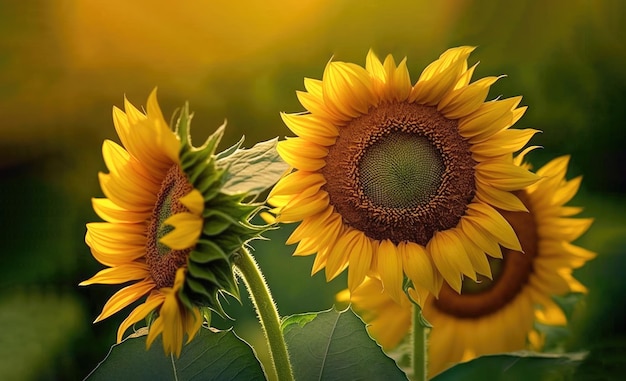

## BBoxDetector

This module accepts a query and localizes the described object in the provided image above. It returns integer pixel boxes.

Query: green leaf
[283,307,408,381]
[87,327,265,381]
[432,351,586,381]
[217,138,289,197]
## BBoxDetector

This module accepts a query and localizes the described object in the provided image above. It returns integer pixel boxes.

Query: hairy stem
[235,249,294,381]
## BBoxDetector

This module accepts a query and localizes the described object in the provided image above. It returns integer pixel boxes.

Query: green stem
[412,303,429,381]
[235,249,294,381]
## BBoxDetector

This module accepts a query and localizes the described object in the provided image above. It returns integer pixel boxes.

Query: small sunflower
[341,154,595,376]
[269,47,540,301]
[81,90,264,356]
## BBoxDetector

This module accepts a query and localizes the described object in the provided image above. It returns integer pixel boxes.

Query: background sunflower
[1,0,625,379]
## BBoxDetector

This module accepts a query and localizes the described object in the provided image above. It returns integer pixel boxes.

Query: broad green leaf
[217,138,289,197]
[432,351,586,381]
[283,307,408,381]
[87,327,265,380]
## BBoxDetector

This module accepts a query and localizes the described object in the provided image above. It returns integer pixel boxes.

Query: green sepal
[185,158,217,188]
[187,261,222,285]
[189,240,229,263]
[202,216,233,236]
[181,281,227,319]
[174,102,193,149]
[202,209,247,226]
[195,167,225,196]
[174,107,275,323]
[215,135,245,160]
[207,193,259,220]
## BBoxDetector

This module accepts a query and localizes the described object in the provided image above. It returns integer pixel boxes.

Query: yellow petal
[537,155,570,178]
[92,198,150,223]
[280,113,338,146]
[559,206,584,217]
[80,262,149,285]
[292,211,341,256]
[458,233,492,278]
[85,229,145,267]
[123,95,148,124]
[530,289,567,326]
[475,179,528,212]
[160,212,203,250]
[323,61,377,118]
[311,245,330,275]
[116,95,179,178]
[377,240,404,303]
[411,46,475,105]
[513,145,541,167]
[287,206,334,245]
[466,202,521,251]
[458,96,521,141]
[112,106,131,150]
[183,307,203,344]
[146,315,165,350]
[160,289,184,357]
[471,129,540,157]
[459,216,503,259]
[276,138,328,171]
[365,49,386,82]
[98,172,155,212]
[476,161,540,191]
[400,242,436,294]
[276,190,330,223]
[439,76,500,119]
[95,279,155,323]
[179,189,204,216]
[268,170,326,199]
[427,230,476,293]
[325,229,358,281]
[347,231,373,292]
[296,90,344,125]
[553,176,582,206]
[117,291,165,342]
[304,77,324,98]
[86,222,146,246]
[382,55,412,102]
[537,217,594,242]
[451,62,478,90]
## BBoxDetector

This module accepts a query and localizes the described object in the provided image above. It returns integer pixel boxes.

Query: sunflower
[340,154,595,376]
[268,47,540,301]
[81,90,264,356]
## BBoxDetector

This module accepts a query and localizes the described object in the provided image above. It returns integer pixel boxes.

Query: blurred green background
[1,0,625,379]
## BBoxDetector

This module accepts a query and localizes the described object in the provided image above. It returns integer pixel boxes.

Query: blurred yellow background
[1,0,625,379]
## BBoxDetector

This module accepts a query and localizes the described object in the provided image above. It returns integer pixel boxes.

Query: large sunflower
[269,47,539,301]
[340,154,595,377]
[81,90,264,356]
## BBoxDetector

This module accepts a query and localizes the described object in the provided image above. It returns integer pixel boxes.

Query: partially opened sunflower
[268,47,540,301]
[81,90,264,356]
[340,154,595,376]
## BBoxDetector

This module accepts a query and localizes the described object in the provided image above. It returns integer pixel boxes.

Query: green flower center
[433,191,538,318]
[322,102,476,245]
[146,164,193,289]
[359,132,444,209]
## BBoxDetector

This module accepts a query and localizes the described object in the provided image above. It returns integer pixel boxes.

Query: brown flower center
[433,191,538,318]
[321,102,476,245]
[146,164,193,289]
